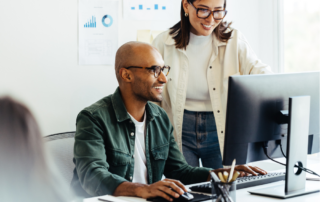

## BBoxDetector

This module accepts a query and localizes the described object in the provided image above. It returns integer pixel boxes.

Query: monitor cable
[278,140,320,177]
[262,141,320,177]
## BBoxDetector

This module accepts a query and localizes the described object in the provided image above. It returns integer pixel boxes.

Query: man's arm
[74,111,127,196]
[163,126,212,185]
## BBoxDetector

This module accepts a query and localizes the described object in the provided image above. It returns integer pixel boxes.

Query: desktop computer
[190,72,319,198]
[223,72,319,198]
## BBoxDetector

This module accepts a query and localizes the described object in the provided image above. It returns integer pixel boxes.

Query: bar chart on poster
[123,0,175,20]
[84,16,97,28]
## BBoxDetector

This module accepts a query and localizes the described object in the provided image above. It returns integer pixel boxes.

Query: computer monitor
[223,72,319,165]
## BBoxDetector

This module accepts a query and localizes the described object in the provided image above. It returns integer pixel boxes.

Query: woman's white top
[152,29,273,158]
[185,32,213,111]
[128,112,148,184]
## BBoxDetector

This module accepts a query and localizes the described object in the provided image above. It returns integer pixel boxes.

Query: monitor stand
[249,96,320,199]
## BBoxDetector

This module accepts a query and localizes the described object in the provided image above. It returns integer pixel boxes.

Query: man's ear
[120,68,133,83]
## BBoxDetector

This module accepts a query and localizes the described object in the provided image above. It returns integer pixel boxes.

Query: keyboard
[189,172,285,193]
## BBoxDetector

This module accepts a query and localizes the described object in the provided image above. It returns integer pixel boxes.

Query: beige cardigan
[152,29,273,160]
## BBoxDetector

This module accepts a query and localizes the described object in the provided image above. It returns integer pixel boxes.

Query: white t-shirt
[185,32,213,111]
[128,112,148,184]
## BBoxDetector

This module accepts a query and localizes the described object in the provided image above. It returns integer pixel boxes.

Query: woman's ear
[182,0,190,14]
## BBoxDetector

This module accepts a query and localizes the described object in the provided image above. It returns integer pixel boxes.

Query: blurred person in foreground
[71,41,267,200]
[0,97,72,202]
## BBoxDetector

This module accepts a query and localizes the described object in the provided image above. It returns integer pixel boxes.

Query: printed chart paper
[79,0,118,65]
[123,0,175,20]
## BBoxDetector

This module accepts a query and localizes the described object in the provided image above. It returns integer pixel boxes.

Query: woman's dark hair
[0,97,69,202]
[170,0,233,49]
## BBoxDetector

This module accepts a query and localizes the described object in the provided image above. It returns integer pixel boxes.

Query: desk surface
[84,157,320,202]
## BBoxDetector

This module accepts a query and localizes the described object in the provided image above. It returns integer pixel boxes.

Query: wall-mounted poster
[123,0,176,21]
[79,0,118,65]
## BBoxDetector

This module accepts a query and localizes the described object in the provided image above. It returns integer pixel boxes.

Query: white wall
[0,0,280,136]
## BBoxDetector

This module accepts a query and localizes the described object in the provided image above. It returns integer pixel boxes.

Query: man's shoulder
[148,101,166,115]
[81,94,113,116]
[147,102,171,124]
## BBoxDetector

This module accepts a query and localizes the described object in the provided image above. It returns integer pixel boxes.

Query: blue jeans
[182,110,223,169]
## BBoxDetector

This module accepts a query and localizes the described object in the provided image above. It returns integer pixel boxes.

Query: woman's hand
[210,165,268,179]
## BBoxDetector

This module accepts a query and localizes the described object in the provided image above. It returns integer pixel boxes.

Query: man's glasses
[190,3,227,20]
[124,65,170,78]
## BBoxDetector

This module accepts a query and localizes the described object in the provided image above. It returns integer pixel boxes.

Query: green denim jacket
[71,88,211,197]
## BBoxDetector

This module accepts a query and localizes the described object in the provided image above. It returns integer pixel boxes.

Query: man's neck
[120,88,147,122]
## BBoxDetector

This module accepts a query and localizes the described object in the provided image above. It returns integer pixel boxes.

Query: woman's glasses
[190,3,227,20]
[124,65,170,78]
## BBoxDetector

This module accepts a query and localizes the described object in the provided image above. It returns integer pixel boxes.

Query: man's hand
[210,165,268,180]
[136,179,188,201]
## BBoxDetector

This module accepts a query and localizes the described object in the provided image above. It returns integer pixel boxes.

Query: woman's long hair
[0,97,70,202]
[170,0,233,49]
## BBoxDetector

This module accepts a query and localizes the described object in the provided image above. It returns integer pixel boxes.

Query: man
[71,42,267,199]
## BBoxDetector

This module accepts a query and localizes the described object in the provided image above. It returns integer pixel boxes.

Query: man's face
[130,48,167,102]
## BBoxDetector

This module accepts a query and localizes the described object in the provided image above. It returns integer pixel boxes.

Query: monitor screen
[223,72,319,165]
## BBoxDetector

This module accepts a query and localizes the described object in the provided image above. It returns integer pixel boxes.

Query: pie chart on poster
[102,15,113,27]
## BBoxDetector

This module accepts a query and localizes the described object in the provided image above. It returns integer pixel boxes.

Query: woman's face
[183,0,225,36]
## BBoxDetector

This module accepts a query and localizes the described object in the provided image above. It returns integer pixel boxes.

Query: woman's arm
[236,31,273,75]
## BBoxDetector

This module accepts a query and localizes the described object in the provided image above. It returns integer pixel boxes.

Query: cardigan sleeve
[236,31,273,75]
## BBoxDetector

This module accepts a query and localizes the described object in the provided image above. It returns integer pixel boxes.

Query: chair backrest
[44,132,75,185]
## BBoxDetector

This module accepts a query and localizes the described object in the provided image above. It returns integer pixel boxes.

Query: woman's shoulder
[152,30,175,55]
[224,28,252,51]
[228,28,248,43]
[154,30,171,41]
[153,30,174,46]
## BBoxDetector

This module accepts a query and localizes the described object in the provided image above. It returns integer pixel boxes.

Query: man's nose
[158,71,167,83]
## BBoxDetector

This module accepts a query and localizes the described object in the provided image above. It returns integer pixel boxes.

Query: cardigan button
[213,88,216,90]
[210,66,212,69]
[130,132,134,136]
[217,110,220,113]
[130,176,132,180]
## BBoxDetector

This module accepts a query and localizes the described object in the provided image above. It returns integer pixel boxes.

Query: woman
[0,97,72,202]
[152,0,272,168]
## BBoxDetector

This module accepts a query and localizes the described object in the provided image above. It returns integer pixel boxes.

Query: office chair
[44,131,75,185]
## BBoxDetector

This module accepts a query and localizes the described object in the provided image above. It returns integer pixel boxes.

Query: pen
[210,171,221,182]
[218,172,226,183]
[227,159,236,183]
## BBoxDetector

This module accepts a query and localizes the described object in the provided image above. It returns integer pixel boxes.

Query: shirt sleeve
[237,31,273,75]
[74,111,128,196]
[163,125,211,185]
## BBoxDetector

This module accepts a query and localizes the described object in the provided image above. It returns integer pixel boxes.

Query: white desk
[84,157,320,202]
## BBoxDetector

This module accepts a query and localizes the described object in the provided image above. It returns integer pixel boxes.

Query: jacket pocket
[107,151,131,178]
[108,151,131,166]
[150,144,169,182]
[151,144,169,160]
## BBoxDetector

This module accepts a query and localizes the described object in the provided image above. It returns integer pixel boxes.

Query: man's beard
[132,81,162,102]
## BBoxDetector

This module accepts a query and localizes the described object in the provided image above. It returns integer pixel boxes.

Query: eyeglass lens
[198,9,226,19]
[155,66,169,78]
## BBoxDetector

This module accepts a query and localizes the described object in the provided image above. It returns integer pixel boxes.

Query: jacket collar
[164,32,227,48]
[111,87,160,122]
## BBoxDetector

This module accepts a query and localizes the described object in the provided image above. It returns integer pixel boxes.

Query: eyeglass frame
[124,65,171,78]
[189,2,228,20]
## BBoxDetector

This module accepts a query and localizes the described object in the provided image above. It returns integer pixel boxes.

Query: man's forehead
[127,46,164,67]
